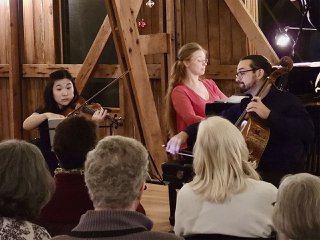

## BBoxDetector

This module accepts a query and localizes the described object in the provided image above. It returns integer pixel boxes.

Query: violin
[62,70,130,128]
[235,56,293,166]
[62,96,123,128]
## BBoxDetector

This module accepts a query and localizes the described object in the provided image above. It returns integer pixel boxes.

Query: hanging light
[146,0,155,8]
[275,30,292,48]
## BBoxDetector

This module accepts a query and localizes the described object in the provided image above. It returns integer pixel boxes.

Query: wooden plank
[2,63,236,80]
[175,0,183,50]
[231,17,247,63]
[195,0,208,51]
[20,64,161,78]
[0,0,9,64]
[43,0,57,63]
[107,0,168,174]
[184,0,197,43]
[224,0,279,64]
[208,0,220,64]
[205,64,237,79]
[75,14,167,93]
[139,33,168,55]
[0,64,9,77]
[23,0,36,63]
[105,0,143,141]
[8,0,22,138]
[75,16,112,93]
[166,0,176,70]
[219,0,232,64]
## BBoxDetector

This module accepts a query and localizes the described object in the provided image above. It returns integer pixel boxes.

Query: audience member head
[53,116,98,170]
[190,116,260,203]
[165,42,207,137]
[0,139,55,221]
[85,136,148,210]
[42,69,79,112]
[273,173,320,240]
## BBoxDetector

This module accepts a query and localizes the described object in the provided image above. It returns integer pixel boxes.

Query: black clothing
[185,87,315,186]
[35,108,62,174]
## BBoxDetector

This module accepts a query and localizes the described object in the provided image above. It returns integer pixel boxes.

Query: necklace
[54,167,84,175]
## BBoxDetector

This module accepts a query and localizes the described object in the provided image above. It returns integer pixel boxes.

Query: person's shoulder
[50,235,70,240]
[172,84,188,92]
[248,179,278,193]
[142,231,184,239]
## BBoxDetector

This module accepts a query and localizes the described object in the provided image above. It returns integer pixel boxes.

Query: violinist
[23,69,108,172]
[166,55,315,187]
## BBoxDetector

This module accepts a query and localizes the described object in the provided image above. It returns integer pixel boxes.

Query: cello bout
[240,117,270,167]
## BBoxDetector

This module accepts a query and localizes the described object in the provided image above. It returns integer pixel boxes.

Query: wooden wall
[0,0,259,141]
[0,0,12,139]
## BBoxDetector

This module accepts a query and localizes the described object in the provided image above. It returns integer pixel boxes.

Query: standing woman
[165,42,226,139]
[23,69,107,172]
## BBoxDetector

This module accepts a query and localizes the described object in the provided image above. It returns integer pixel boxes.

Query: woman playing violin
[23,69,108,173]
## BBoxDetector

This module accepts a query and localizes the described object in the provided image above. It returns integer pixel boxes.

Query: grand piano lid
[283,62,320,102]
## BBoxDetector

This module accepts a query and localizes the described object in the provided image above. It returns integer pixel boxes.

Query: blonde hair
[190,116,260,203]
[273,173,320,240]
[165,42,207,137]
[85,136,148,209]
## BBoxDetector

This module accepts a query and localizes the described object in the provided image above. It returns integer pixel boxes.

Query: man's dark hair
[241,55,273,78]
[53,116,97,169]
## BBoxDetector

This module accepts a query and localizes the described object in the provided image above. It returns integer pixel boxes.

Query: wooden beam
[139,33,168,55]
[205,64,238,79]
[75,19,168,93]
[0,64,9,77]
[19,64,160,78]
[8,0,22,138]
[75,16,112,93]
[106,0,168,174]
[2,63,237,79]
[224,0,279,64]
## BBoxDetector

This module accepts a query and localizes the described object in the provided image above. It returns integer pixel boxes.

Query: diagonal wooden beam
[76,0,144,94]
[106,0,168,174]
[75,16,112,93]
[224,0,279,64]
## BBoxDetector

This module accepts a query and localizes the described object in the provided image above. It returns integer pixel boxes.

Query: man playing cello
[166,55,314,187]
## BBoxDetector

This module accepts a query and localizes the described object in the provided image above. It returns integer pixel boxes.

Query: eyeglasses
[235,69,257,79]
[193,58,209,64]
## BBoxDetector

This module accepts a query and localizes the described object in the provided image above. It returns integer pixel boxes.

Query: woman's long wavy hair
[190,116,260,203]
[165,42,207,138]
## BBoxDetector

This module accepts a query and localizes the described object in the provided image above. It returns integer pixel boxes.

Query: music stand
[47,118,64,151]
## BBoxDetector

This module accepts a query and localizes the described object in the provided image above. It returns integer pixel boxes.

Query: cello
[235,56,293,167]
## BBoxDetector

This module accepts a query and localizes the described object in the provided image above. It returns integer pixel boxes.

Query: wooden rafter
[0,63,238,79]
[224,0,279,64]
[105,0,167,174]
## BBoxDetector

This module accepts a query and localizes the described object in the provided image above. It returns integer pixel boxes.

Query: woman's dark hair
[0,140,54,221]
[53,116,98,169]
[41,69,79,113]
[241,55,273,78]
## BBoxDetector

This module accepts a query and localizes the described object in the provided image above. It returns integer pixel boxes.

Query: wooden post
[105,0,168,175]
[8,0,22,138]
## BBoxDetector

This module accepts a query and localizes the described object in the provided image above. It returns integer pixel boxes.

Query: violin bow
[68,69,130,116]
